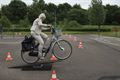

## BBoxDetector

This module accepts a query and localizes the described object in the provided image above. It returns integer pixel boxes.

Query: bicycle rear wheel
[52,40,72,60]
[21,51,39,64]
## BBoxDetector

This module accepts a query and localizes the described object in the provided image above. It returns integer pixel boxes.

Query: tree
[2,0,27,23]
[0,16,11,28]
[19,18,30,28]
[68,9,88,24]
[27,0,45,23]
[113,9,120,24]
[45,3,57,13]
[45,3,57,24]
[68,20,80,28]
[73,4,81,9]
[33,0,38,5]
[0,10,1,18]
[88,0,106,33]
[1,5,10,18]
[104,4,120,25]
[57,3,72,21]
[59,19,69,30]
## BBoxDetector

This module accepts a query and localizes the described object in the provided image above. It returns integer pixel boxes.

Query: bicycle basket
[54,28,62,37]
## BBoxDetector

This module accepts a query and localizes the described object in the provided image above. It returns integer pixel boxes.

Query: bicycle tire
[52,39,72,60]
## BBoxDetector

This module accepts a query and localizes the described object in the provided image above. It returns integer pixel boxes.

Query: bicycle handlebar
[51,26,55,34]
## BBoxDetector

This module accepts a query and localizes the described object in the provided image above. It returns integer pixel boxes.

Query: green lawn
[100,31,120,37]
[1,25,120,38]
[1,31,120,38]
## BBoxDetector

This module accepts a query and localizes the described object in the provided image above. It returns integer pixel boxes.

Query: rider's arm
[42,27,50,30]
[38,19,48,27]
[38,19,51,30]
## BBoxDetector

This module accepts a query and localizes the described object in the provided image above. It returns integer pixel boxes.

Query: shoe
[38,53,45,60]
[42,48,46,53]
[40,53,46,60]
[42,52,46,57]
[40,56,45,60]
[38,53,42,58]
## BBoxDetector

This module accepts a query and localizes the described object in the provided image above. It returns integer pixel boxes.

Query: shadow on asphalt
[8,62,53,71]
[98,76,120,80]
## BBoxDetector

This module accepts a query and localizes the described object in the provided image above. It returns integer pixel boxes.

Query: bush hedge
[3,28,50,32]
[3,28,112,32]
[65,28,111,32]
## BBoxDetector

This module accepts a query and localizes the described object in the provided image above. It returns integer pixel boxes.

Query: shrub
[0,16,11,28]
[68,20,80,28]
[59,19,69,30]
[19,18,30,28]
[59,19,81,30]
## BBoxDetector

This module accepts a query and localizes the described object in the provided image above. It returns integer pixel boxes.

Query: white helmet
[38,13,46,20]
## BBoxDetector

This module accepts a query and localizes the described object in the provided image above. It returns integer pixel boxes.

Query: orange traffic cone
[6,52,13,61]
[50,55,57,62]
[50,70,59,80]
[78,41,83,48]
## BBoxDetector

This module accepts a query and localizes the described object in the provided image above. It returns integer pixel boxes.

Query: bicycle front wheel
[52,40,72,60]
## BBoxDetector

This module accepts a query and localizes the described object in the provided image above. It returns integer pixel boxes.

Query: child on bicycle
[30,13,51,60]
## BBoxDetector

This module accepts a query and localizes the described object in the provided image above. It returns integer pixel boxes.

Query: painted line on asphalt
[90,35,120,42]
[0,42,21,44]
[92,38,120,47]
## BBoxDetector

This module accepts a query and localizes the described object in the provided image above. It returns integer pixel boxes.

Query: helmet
[38,13,46,20]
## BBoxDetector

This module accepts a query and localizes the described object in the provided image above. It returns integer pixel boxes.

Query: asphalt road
[0,35,120,80]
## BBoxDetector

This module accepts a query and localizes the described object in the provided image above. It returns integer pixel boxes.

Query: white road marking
[92,38,120,47]
[0,42,21,44]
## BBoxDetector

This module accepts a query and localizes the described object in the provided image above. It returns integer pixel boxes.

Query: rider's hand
[47,24,52,27]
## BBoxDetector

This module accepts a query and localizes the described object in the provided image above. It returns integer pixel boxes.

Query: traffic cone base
[6,52,13,61]
[50,70,59,80]
[78,45,83,48]
[78,41,83,48]
[50,55,57,62]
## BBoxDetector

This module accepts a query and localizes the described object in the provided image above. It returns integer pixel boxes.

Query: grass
[100,31,120,38]
[1,31,120,38]
[1,25,120,38]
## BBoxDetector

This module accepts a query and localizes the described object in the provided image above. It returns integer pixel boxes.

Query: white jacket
[30,13,49,34]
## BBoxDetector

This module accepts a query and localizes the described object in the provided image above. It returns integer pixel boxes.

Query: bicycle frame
[33,27,62,57]
[21,27,72,64]
[44,33,60,56]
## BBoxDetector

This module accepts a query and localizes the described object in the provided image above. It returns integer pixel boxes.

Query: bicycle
[21,26,72,64]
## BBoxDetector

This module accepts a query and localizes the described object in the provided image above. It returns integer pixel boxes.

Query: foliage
[2,0,27,23]
[0,16,11,28]
[59,19,69,30]
[68,20,80,28]
[57,3,72,22]
[88,0,106,26]
[59,19,81,30]
[0,0,120,31]
[27,0,45,23]
[104,4,120,25]
[0,10,1,18]
[73,4,81,9]
[19,18,30,28]
[68,9,88,24]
